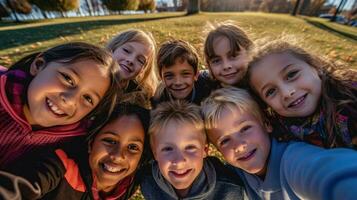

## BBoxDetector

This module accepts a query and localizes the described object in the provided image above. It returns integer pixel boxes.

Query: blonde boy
[140,100,244,200]
[201,87,357,200]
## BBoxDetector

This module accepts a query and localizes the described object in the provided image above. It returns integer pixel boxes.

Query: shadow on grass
[0,14,183,51]
[304,18,357,41]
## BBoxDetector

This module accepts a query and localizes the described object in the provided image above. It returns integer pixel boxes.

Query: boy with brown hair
[151,40,215,107]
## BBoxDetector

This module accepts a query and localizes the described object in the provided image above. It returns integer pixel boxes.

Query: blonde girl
[106,29,159,108]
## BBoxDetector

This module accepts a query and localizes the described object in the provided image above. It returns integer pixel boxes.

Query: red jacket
[0,66,87,168]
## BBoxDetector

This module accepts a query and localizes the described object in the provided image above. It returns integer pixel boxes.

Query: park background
[0,0,356,199]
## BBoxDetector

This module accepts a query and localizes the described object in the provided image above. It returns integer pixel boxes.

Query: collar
[91,173,133,200]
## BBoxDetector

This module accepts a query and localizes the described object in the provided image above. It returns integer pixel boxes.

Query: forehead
[124,41,150,54]
[155,119,205,144]
[97,115,144,139]
[162,59,194,73]
[209,107,260,139]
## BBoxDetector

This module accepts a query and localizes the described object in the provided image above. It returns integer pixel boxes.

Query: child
[201,87,357,200]
[0,42,120,168]
[151,39,214,107]
[106,29,159,109]
[2,104,151,200]
[203,20,253,87]
[140,100,245,200]
[246,39,357,148]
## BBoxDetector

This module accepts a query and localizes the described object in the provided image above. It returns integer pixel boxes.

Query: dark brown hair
[157,39,199,77]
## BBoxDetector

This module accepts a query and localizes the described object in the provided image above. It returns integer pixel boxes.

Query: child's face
[250,53,322,117]
[208,36,249,86]
[89,114,145,192]
[112,41,150,80]
[24,59,110,127]
[208,107,271,176]
[152,120,207,194]
[161,59,198,100]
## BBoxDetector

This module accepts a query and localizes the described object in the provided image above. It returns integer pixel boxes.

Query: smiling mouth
[238,149,256,161]
[46,98,67,117]
[101,163,126,174]
[170,169,192,178]
[171,87,188,92]
[120,64,133,73]
[288,94,307,108]
[222,72,238,78]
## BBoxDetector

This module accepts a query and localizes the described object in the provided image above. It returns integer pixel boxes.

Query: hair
[246,38,357,147]
[149,100,206,146]
[89,104,151,167]
[203,20,253,73]
[201,87,265,131]
[10,42,121,132]
[106,29,159,101]
[157,39,199,76]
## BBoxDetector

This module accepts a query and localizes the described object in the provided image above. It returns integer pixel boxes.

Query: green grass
[0,12,356,68]
[0,12,356,199]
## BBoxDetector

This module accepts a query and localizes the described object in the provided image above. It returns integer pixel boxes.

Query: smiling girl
[106,29,159,109]
[0,42,120,168]
[246,39,357,149]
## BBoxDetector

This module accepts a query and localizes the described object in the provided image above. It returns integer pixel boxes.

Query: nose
[223,59,232,71]
[173,76,183,85]
[171,151,186,166]
[281,85,296,99]
[233,139,247,154]
[60,91,78,107]
[126,55,135,66]
[110,146,125,161]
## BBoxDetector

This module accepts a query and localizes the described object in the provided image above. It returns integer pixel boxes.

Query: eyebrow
[101,131,144,143]
[260,63,294,94]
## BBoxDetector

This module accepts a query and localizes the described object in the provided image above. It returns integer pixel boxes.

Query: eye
[241,125,252,133]
[286,70,299,80]
[123,48,130,53]
[137,58,146,66]
[164,74,173,80]
[60,72,74,86]
[210,58,220,65]
[186,145,197,152]
[128,144,141,152]
[161,146,173,152]
[102,138,117,145]
[182,72,192,77]
[265,88,276,98]
[83,94,94,105]
[219,138,230,146]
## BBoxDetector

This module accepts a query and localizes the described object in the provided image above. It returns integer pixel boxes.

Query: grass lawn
[0,12,356,68]
[0,12,356,199]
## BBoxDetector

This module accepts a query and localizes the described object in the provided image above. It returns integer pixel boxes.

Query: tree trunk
[331,0,347,22]
[291,0,302,15]
[6,0,20,22]
[85,0,93,16]
[187,0,200,15]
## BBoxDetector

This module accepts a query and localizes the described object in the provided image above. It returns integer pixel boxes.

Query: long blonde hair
[107,29,159,108]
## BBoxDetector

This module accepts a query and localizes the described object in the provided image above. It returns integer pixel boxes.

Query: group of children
[0,20,356,200]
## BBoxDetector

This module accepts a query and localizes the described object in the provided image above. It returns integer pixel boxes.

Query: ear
[30,57,46,76]
[194,71,199,81]
[203,143,209,158]
[87,139,93,153]
[264,121,273,133]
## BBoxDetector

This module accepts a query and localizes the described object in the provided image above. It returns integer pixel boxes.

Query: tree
[9,0,32,14]
[139,0,155,12]
[291,0,302,15]
[102,0,140,11]
[0,2,10,20]
[30,0,79,12]
[187,0,199,15]
[331,0,347,22]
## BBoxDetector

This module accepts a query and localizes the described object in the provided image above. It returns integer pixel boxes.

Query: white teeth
[291,96,304,106]
[46,99,65,115]
[103,163,122,173]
